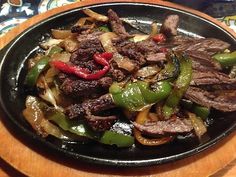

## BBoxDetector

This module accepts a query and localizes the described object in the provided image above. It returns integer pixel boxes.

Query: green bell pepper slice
[25,46,63,87]
[98,26,110,32]
[213,51,236,67]
[25,46,63,86]
[110,82,147,111]
[163,54,192,118]
[44,106,134,147]
[25,56,50,86]
[45,109,100,139]
[100,131,134,147]
[137,81,172,103]
[48,46,63,56]
[158,52,180,81]
[110,81,172,111]
[181,100,210,119]
[192,105,210,120]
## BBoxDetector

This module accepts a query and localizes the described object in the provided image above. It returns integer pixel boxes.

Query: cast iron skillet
[0,2,236,167]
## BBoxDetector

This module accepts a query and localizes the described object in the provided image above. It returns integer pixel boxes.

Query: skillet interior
[0,3,236,166]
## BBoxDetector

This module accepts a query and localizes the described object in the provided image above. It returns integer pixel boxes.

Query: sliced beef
[186,50,222,71]
[108,9,131,38]
[174,38,230,55]
[160,15,179,37]
[76,31,103,43]
[108,68,126,81]
[185,87,236,112]
[146,52,167,63]
[85,112,117,132]
[60,76,112,97]
[133,118,193,136]
[65,94,116,119]
[148,49,222,71]
[136,39,161,54]
[191,70,236,88]
[71,25,90,34]
[114,38,146,65]
[70,37,104,65]
[114,38,170,66]
[171,35,197,45]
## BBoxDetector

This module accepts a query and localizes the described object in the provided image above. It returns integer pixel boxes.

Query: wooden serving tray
[0,0,236,176]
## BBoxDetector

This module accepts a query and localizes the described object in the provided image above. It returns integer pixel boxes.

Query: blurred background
[0,0,236,36]
[170,0,236,17]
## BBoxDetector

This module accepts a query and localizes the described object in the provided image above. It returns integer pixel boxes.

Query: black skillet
[0,2,236,167]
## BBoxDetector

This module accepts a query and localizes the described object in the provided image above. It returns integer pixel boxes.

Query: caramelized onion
[188,112,207,138]
[99,32,136,72]
[83,9,108,22]
[59,37,79,52]
[149,22,158,37]
[75,17,95,26]
[134,108,173,146]
[135,65,160,78]
[23,96,69,139]
[133,34,149,43]
[40,38,63,50]
[51,29,72,39]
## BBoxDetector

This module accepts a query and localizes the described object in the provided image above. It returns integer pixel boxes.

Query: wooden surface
[0,0,236,176]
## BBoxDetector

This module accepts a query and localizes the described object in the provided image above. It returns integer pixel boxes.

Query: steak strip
[191,70,236,87]
[185,87,236,112]
[186,50,222,71]
[70,37,104,65]
[85,109,117,132]
[60,76,112,97]
[174,38,230,55]
[133,118,193,136]
[65,94,115,119]
[160,14,179,37]
[108,9,131,38]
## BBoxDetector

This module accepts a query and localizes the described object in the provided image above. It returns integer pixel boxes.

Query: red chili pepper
[51,52,113,80]
[93,52,112,66]
[153,33,166,43]
[83,65,110,80]
[100,52,113,60]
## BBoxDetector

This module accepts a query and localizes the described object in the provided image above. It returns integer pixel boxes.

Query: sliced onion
[44,67,59,84]
[113,53,136,72]
[99,32,136,72]
[51,29,72,39]
[229,65,236,79]
[132,22,158,42]
[23,96,47,136]
[40,38,63,50]
[133,34,149,43]
[23,96,71,139]
[40,119,71,139]
[38,76,63,111]
[27,55,42,69]
[188,112,207,138]
[149,22,158,37]
[135,65,160,78]
[75,17,95,26]
[50,52,71,63]
[99,32,117,52]
[59,37,79,52]
[83,9,108,22]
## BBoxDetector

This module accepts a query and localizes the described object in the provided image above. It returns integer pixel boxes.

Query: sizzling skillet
[0,1,236,167]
